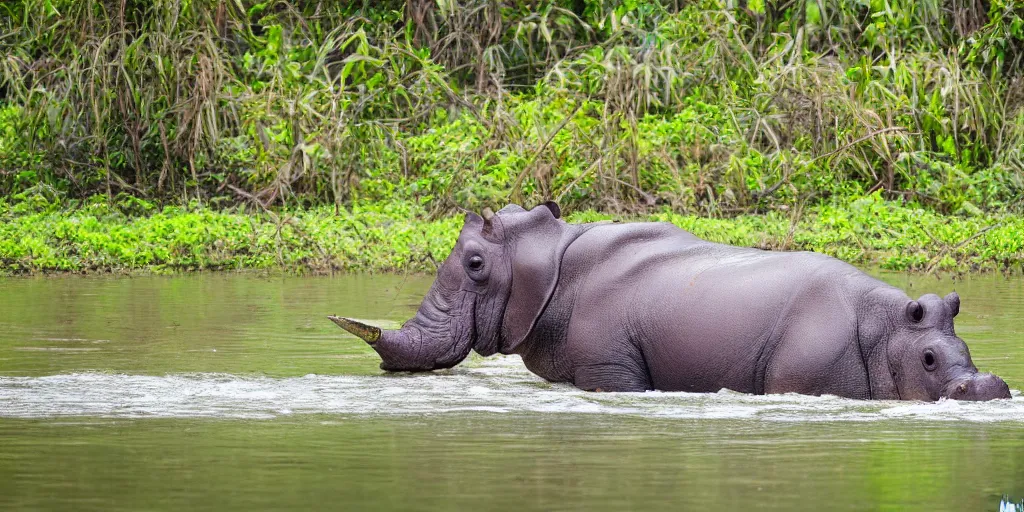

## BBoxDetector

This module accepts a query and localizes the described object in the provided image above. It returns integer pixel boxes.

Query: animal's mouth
[942,373,1012,401]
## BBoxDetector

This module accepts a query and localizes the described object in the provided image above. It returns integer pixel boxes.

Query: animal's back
[566,221,865,393]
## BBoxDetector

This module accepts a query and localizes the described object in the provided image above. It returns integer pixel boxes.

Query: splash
[1,356,1021,421]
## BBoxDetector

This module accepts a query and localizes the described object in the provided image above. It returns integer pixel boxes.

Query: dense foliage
[1,194,1021,273]
[2,0,1023,217]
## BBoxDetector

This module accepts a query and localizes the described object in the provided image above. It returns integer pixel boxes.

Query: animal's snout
[946,373,1011,401]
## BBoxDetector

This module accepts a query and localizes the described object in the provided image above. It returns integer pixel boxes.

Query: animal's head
[330,202,577,371]
[865,290,1010,401]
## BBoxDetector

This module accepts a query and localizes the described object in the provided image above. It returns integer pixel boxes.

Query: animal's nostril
[922,349,937,371]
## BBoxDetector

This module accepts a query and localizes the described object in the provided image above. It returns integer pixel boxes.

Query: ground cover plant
[0,0,1021,274]
[0,193,1020,274]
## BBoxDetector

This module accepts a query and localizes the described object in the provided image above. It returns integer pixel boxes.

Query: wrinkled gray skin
[330,203,1011,401]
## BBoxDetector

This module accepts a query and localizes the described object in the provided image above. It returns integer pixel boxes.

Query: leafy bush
[0,0,1021,216]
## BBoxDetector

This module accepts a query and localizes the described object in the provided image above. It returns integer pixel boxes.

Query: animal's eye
[923,349,937,371]
[461,246,490,282]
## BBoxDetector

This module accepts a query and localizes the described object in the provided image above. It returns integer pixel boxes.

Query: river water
[0,273,1022,510]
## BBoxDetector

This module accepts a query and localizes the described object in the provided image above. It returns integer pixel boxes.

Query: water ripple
[1,356,1021,422]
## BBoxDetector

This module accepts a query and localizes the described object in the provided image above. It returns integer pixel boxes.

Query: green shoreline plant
[1,1,1022,275]
[1,193,1021,275]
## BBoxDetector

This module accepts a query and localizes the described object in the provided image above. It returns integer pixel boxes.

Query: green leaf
[806,0,821,25]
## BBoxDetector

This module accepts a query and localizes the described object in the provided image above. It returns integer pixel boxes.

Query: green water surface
[0,272,1022,511]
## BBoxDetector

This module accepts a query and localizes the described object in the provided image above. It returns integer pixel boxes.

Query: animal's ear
[540,201,561,219]
[500,204,577,353]
[944,292,960,317]
[464,211,483,226]
[906,300,924,323]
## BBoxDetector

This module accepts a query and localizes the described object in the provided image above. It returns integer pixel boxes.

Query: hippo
[330,202,1011,401]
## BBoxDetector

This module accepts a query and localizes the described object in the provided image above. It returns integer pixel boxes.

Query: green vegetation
[0,1,1022,274]
[1,193,1020,273]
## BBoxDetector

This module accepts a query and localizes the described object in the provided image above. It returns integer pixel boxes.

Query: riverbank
[1,194,1021,275]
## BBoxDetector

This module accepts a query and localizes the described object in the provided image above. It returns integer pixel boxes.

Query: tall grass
[0,0,1022,215]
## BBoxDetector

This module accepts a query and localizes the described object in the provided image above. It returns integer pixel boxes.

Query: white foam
[1,356,1022,422]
